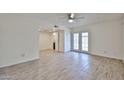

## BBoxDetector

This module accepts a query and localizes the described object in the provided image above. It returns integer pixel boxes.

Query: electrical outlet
[21,53,25,57]
[103,51,107,54]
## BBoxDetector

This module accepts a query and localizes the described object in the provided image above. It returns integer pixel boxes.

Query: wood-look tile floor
[0,50,124,80]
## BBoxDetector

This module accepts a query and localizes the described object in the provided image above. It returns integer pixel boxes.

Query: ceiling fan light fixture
[70,13,74,18]
[68,19,74,23]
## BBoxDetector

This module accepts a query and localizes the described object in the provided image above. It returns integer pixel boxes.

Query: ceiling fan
[67,13,85,23]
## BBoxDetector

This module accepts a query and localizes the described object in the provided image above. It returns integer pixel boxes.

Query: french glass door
[73,33,79,50]
[81,32,88,52]
[73,32,89,52]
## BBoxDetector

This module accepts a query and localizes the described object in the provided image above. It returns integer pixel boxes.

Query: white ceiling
[34,13,123,31]
[2,13,122,31]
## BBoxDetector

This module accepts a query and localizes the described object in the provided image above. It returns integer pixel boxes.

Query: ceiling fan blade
[76,16,85,19]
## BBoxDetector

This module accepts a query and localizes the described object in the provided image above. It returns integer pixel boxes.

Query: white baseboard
[71,50,123,61]
[90,53,123,61]
[0,57,40,68]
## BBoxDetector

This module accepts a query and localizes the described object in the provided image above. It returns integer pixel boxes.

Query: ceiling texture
[1,13,123,32]
[35,13,123,31]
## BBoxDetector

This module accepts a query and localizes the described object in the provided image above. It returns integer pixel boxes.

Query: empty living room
[1,0,124,93]
[0,13,124,80]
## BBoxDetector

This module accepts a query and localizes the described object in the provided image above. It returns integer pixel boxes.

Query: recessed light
[53,32,56,36]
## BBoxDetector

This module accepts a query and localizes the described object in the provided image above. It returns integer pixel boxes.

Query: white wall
[0,14,39,67]
[58,30,71,52]
[123,30,124,62]
[39,32,51,51]
[123,28,124,62]
[123,31,124,62]
[72,19,123,59]
[122,18,124,62]
[58,31,64,52]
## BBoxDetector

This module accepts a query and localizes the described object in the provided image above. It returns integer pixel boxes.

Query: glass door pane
[82,32,88,51]
[73,33,79,50]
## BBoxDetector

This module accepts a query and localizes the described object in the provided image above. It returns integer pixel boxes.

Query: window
[73,33,79,50]
[82,32,88,51]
